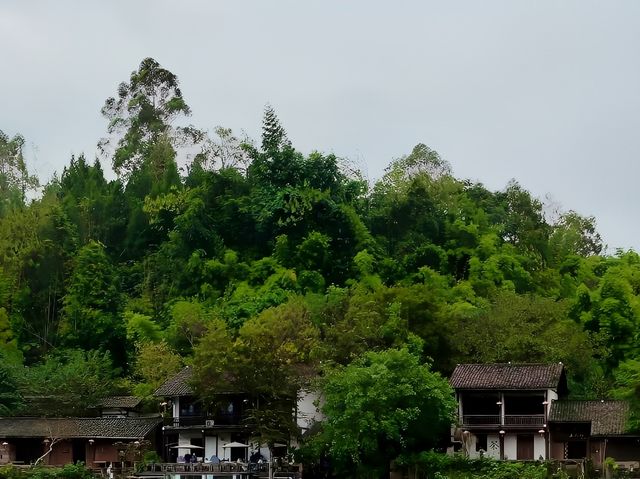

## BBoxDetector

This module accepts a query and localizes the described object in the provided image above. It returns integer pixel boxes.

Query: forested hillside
[0,58,639,433]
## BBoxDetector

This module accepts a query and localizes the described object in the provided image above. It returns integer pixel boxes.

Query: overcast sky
[1,1,640,250]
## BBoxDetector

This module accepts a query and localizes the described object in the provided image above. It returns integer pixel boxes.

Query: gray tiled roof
[450,363,565,390]
[154,366,193,397]
[99,396,141,409]
[549,400,629,436]
[0,417,161,439]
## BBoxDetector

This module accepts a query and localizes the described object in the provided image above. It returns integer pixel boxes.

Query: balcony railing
[462,415,501,426]
[164,413,245,428]
[164,416,207,427]
[504,415,545,426]
[462,414,545,428]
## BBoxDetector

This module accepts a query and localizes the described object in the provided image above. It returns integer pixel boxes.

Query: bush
[0,465,23,479]
[0,464,94,479]
[396,452,571,479]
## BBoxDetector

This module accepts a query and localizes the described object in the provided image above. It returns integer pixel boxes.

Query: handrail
[504,414,545,426]
[163,413,245,427]
[462,414,501,425]
[143,462,299,478]
[462,414,545,427]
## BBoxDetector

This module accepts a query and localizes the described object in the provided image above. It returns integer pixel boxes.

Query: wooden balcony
[462,415,501,427]
[163,413,244,428]
[504,414,545,427]
[462,414,545,428]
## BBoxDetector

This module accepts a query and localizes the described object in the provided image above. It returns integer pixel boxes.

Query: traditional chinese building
[451,363,640,469]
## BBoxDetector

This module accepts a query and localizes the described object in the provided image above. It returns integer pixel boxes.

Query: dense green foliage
[314,348,456,477]
[395,452,571,479]
[0,464,94,479]
[3,57,640,476]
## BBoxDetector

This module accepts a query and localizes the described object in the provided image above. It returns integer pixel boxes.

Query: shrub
[0,464,94,479]
[396,452,571,479]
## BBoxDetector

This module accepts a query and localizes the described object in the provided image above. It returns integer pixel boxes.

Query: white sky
[1,0,640,250]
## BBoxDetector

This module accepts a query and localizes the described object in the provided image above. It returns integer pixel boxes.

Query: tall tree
[192,126,251,173]
[56,155,128,249]
[0,130,39,212]
[59,241,127,368]
[99,57,192,178]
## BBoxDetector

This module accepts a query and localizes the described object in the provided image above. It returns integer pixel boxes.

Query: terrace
[458,391,547,429]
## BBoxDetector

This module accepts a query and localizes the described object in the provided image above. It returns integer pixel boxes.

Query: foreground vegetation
[0,464,94,479]
[396,453,573,479]
[2,58,640,477]
[0,458,578,479]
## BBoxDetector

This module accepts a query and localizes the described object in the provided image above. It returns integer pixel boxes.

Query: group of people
[175,450,267,464]
[182,453,199,463]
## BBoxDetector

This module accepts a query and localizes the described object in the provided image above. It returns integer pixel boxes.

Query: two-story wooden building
[451,363,640,468]
[155,366,323,463]
[155,366,257,462]
[450,363,567,460]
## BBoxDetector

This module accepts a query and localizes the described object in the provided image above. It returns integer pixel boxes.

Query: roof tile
[549,400,629,436]
[154,366,193,397]
[0,417,161,439]
[99,396,142,409]
[450,363,565,390]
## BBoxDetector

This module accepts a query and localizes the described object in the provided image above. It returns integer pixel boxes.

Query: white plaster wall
[177,431,203,459]
[205,436,217,460]
[547,389,558,420]
[534,435,546,460]
[486,434,500,459]
[216,432,232,460]
[259,446,271,461]
[466,435,478,458]
[503,435,517,461]
[466,434,500,459]
[297,390,323,431]
[173,397,180,418]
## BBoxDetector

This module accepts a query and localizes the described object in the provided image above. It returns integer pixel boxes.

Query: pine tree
[261,104,290,152]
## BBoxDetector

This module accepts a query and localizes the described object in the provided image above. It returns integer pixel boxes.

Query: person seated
[209,455,220,464]
[190,454,198,463]
[250,450,262,463]
[183,453,191,463]
[177,455,185,463]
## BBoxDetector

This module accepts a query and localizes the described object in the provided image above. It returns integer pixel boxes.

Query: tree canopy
[3,56,640,474]
[314,348,456,477]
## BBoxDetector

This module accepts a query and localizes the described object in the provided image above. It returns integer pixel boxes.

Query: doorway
[517,435,534,460]
[567,441,587,459]
[72,440,86,463]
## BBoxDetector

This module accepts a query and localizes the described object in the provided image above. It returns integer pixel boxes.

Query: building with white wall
[155,366,323,464]
[450,363,567,461]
